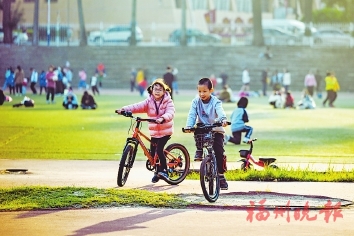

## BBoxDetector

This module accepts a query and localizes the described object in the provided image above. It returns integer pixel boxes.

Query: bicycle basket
[194,132,214,148]
[239,150,249,158]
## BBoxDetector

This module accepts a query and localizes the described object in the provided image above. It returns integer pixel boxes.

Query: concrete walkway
[1,159,354,236]
[1,159,353,208]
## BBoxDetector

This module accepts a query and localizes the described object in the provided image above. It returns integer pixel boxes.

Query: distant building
[0,0,321,42]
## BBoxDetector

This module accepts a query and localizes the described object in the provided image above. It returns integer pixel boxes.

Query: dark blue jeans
[229,126,253,144]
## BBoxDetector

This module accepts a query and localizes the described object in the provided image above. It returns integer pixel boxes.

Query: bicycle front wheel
[117,144,136,187]
[163,143,190,185]
[200,155,220,202]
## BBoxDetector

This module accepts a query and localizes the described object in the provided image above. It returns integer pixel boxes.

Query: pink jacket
[122,92,175,138]
[304,74,317,87]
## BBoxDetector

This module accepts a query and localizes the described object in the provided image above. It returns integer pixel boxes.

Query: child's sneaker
[157,171,169,182]
[219,175,228,190]
[151,173,159,183]
[223,135,229,145]
[194,150,203,161]
[243,137,250,143]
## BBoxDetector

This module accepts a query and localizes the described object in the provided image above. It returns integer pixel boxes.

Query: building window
[190,0,208,10]
[214,0,230,11]
[235,0,252,13]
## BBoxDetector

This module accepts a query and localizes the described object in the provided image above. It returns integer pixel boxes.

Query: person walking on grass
[163,66,174,100]
[45,65,56,104]
[323,71,340,108]
[29,68,38,95]
[90,73,100,95]
[240,67,250,92]
[304,70,317,97]
[39,70,47,95]
[14,65,25,96]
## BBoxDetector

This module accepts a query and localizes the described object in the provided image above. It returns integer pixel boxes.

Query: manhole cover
[5,169,28,173]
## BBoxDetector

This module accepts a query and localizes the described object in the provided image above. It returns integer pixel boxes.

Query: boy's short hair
[198,78,213,90]
[237,97,248,108]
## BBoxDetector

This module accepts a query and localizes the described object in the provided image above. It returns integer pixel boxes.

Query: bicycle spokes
[200,157,220,202]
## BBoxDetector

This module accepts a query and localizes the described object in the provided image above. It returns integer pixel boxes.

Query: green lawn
[1,90,354,163]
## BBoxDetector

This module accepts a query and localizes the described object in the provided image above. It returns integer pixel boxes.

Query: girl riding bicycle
[116,78,175,183]
[184,78,229,190]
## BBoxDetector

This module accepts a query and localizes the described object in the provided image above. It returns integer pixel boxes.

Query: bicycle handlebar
[182,121,231,133]
[115,110,158,123]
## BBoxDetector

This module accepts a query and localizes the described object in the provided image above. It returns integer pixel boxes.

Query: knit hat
[147,78,171,94]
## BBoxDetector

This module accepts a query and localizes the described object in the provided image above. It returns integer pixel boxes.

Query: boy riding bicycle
[184,78,229,190]
[116,78,175,183]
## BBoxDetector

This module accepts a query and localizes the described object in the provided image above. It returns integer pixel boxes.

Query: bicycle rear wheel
[163,143,190,185]
[200,155,220,202]
[117,144,136,187]
[240,161,252,171]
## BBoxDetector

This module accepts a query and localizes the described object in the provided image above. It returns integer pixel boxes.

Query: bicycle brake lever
[123,111,133,117]
[182,127,193,133]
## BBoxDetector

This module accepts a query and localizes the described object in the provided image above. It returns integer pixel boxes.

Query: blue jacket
[186,95,227,133]
[6,71,15,87]
[63,92,78,105]
[230,107,249,132]
[39,72,47,87]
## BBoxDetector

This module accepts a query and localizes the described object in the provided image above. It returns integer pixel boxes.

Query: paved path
[1,159,353,207]
[1,159,354,236]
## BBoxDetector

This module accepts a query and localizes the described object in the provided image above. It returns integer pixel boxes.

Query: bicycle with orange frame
[116,110,190,187]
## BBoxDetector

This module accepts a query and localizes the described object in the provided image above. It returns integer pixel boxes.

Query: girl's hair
[147,78,171,95]
[237,97,248,108]
[198,77,213,90]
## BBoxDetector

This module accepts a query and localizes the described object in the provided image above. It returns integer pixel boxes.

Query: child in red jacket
[284,91,295,109]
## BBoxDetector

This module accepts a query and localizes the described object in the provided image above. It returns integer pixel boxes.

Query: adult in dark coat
[80,91,97,109]
[163,66,174,100]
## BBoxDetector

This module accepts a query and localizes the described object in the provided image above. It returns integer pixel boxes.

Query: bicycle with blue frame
[182,121,230,202]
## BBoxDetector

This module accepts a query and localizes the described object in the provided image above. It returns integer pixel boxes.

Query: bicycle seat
[239,150,249,158]
[259,158,276,165]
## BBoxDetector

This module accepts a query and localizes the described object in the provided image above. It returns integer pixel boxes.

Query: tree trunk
[252,0,264,46]
[130,0,137,46]
[77,0,87,46]
[304,0,312,36]
[2,0,12,44]
[180,0,187,46]
[32,0,39,45]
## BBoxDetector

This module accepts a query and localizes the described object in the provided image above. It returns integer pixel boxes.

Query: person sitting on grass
[0,89,12,106]
[218,85,234,103]
[297,90,316,109]
[13,96,34,108]
[284,91,295,109]
[62,88,79,110]
[224,96,253,145]
[80,91,97,109]
[268,90,285,109]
